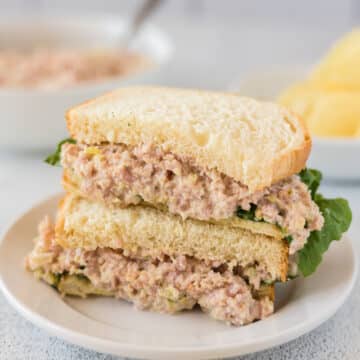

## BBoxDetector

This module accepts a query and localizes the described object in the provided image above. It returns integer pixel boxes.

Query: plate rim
[0,194,358,359]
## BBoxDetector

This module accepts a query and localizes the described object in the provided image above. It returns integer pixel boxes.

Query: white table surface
[0,152,359,360]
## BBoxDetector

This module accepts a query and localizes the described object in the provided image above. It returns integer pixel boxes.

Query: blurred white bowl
[0,15,173,150]
[311,137,360,179]
[231,66,360,180]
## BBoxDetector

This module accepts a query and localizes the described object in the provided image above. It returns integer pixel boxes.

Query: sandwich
[26,86,352,326]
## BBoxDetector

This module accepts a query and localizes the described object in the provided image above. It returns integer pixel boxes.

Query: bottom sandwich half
[25,195,289,326]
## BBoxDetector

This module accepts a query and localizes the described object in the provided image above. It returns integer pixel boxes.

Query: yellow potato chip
[356,124,360,137]
[306,92,360,137]
[310,28,360,90]
[279,83,360,137]
[278,82,320,119]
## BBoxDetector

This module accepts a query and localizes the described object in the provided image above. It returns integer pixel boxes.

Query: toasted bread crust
[66,86,310,191]
[271,111,312,183]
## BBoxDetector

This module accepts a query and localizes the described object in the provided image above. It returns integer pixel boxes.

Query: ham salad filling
[26,217,274,326]
[62,143,324,254]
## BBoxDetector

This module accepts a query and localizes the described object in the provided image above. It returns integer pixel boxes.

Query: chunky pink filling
[62,143,324,254]
[26,217,274,326]
[0,49,148,89]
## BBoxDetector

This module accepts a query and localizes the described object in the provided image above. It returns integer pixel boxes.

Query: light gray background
[1,0,360,26]
[0,0,359,90]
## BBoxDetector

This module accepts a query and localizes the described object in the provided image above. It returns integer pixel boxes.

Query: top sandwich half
[66,86,311,191]
[59,86,322,256]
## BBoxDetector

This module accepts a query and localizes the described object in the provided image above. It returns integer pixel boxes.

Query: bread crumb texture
[56,195,288,281]
[66,86,310,191]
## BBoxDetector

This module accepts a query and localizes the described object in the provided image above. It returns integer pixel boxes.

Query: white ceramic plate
[0,195,357,360]
[231,66,360,180]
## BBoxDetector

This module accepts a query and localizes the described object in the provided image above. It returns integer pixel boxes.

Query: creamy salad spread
[62,142,324,255]
[26,217,274,326]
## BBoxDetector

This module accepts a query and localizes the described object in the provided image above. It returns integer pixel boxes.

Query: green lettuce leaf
[297,193,352,276]
[44,138,76,166]
[236,204,259,221]
[235,167,352,277]
[299,168,322,198]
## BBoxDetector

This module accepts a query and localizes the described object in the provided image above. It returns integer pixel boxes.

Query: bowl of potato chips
[234,29,360,179]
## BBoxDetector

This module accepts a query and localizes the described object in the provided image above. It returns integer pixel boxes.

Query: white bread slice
[66,86,311,191]
[55,195,288,281]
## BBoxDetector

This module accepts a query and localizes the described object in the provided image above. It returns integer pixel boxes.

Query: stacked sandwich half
[26,87,351,326]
